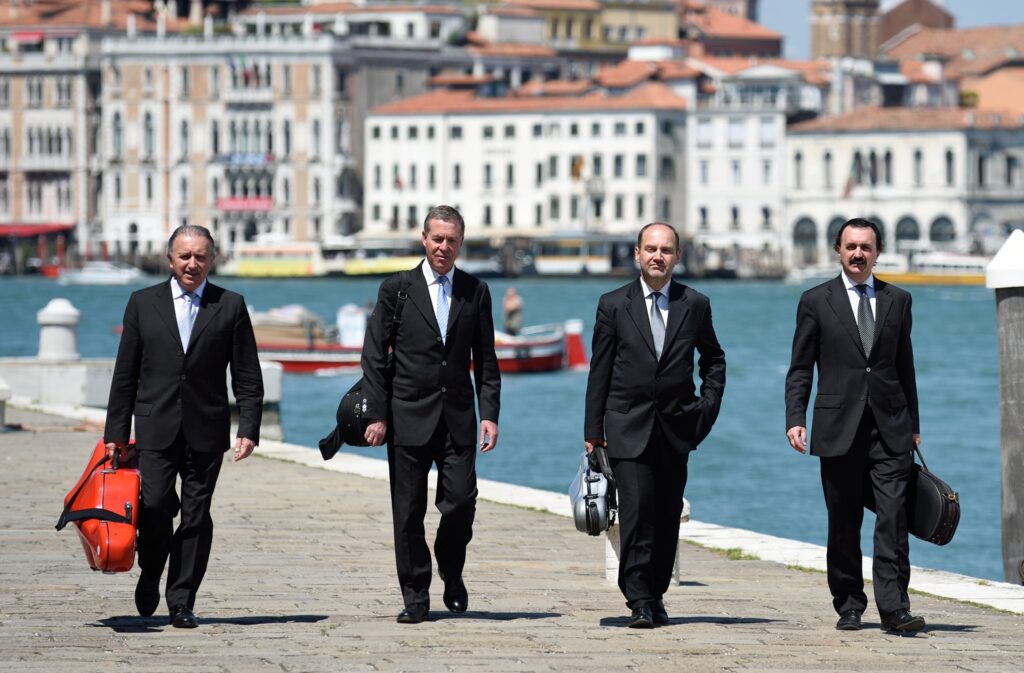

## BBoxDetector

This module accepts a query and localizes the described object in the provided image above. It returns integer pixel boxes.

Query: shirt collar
[639,277,669,299]
[170,275,207,300]
[421,259,454,287]
[841,271,874,292]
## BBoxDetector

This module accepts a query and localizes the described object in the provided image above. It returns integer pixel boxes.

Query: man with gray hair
[105,224,263,628]
[361,205,501,624]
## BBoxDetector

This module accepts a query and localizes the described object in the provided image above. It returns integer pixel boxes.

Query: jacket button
[180,374,187,380]
[865,367,871,372]
[436,336,442,342]
[441,361,447,366]
[441,386,447,393]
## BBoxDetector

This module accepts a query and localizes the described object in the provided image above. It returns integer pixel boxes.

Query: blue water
[0,275,1003,581]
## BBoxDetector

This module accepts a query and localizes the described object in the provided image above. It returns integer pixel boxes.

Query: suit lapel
[446,267,467,335]
[872,278,894,360]
[661,280,690,359]
[406,262,441,337]
[154,279,185,351]
[625,279,658,360]
[824,274,867,358]
[187,284,222,350]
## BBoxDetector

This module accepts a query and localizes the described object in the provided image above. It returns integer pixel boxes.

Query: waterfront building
[678,1,781,58]
[0,0,167,268]
[362,79,687,241]
[810,0,882,60]
[786,107,1024,266]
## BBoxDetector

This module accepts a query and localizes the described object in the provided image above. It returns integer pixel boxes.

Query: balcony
[18,155,74,172]
[215,153,276,168]
[223,86,274,104]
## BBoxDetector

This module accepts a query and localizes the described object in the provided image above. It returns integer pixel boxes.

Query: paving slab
[1,407,1023,673]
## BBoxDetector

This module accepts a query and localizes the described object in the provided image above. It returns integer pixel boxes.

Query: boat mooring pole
[987,229,1024,584]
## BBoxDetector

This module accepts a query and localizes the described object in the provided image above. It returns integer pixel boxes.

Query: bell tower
[811,0,882,59]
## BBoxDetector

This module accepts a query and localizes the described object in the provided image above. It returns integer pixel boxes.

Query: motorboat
[250,304,587,374]
[57,261,146,285]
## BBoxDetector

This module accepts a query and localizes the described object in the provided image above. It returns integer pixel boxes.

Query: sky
[758,0,1024,60]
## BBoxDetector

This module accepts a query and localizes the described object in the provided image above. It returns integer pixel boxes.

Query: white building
[363,81,688,239]
[786,107,1024,266]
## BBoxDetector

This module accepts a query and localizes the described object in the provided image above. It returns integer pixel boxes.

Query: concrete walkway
[2,407,1023,673]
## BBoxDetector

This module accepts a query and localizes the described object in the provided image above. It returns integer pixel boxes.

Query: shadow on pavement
[93,614,329,631]
[431,611,561,621]
[600,615,781,628]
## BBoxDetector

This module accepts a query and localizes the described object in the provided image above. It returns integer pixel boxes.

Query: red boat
[251,304,588,374]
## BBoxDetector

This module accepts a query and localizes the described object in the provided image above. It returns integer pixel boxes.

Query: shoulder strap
[387,271,411,348]
[55,453,114,531]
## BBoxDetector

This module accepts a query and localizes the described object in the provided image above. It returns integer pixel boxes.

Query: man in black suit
[585,222,726,628]
[104,225,263,629]
[361,205,501,624]
[785,218,924,633]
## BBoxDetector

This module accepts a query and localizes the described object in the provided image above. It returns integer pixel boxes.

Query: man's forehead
[172,237,211,254]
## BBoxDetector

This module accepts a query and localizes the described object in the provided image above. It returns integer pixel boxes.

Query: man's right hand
[104,441,128,459]
[584,438,606,455]
[364,420,387,446]
[786,426,807,454]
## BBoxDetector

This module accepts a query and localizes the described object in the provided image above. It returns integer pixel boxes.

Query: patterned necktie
[856,283,874,357]
[178,291,197,351]
[435,275,449,344]
[649,291,666,359]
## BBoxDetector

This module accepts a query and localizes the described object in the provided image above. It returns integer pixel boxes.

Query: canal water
[0,274,1003,581]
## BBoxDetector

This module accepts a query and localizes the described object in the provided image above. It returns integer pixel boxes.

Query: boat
[322,237,504,277]
[57,261,146,285]
[523,234,637,276]
[217,241,339,278]
[250,304,588,374]
[873,251,990,286]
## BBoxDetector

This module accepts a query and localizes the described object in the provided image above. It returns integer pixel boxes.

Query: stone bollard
[986,229,1024,585]
[605,498,691,585]
[0,374,10,428]
[37,298,81,361]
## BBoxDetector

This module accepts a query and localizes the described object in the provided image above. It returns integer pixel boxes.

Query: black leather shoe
[881,609,925,633]
[651,600,669,625]
[443,576,468,613]
[835,610,862,631]
[169,606,198,629]
[396,604,429,624]
[627,606,654,629]
[134,572,161,617]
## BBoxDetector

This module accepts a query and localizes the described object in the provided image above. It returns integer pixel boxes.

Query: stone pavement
[2,407,1023,673]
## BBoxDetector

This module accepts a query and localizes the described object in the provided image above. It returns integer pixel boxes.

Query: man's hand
[479,420,498,452]
[913,433,921,448]
[365,420,387,447]
[584,438,606,455]
[104,441,127,459]
[234,437,256,462]
[786,426,807,454]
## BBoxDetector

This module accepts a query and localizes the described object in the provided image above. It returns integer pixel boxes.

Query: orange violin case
[56,438,140,573]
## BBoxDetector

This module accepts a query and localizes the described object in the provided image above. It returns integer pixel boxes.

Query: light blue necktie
[435,275,449,344]
[649,291,665,359]
[178,291,197,351]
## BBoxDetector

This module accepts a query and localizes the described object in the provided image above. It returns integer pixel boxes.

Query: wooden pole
[987,229,1024,584]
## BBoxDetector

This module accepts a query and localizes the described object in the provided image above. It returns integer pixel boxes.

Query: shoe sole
[885,618,925,633]
[628,619,654,629]
[836,623,862,631]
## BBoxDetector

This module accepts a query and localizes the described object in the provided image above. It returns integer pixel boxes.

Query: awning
[10,31,44,44]
[0,223,75,237]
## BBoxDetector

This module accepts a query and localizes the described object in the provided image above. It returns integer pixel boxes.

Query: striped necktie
[856,284,874,357]
[649,291,665,359]
[178,291,197,351]
[435,275,449,344]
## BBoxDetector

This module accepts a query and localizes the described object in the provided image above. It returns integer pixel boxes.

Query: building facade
[786,108,1024,266]
[811,0,881,60]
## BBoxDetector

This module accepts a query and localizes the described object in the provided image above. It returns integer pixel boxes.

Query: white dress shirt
[841,271,875,324]
[639,277,669,327]
[421,260,454,315]
[170,276,206,352]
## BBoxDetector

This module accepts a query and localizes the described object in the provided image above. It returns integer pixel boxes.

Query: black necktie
[856,284,874,357]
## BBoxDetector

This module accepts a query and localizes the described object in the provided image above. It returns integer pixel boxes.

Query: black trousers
[387,417,477,609]
[610,425,690,610]
[819,407,913,616]
[137,429,224,612]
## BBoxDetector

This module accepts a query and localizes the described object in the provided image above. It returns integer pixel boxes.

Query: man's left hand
[913,434,921,448]
[479,420,498,453]
[234,437,256,462]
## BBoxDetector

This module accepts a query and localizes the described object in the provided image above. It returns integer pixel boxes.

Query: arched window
[930,216,956,245]
[895,217,920,253]
[112,112,123,157]
[945,149,955,186]
[827,216,846,248]
[793,217,818,266]
[144,112,154,157]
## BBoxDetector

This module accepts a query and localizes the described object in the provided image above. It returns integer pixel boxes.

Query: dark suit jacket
[785,275,919,457]
[584,278,726,459]
[104,278,264,453]
[360,262,501,447]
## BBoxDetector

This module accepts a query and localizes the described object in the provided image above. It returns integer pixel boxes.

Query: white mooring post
[986,229,1024,584]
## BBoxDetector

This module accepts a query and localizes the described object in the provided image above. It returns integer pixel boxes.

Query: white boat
[57,261,146,285]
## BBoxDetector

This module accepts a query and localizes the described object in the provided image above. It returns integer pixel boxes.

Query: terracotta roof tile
[791,107,1024,133]
[429,73,498,87]
[505,0,602,12]
[688,55,832,85]
[486,6,542,18]
[681,4,781,40]
[372,81,687,116]
[885,25,1024,78]
[239,3,460,17]
[516,79,594,96]
[594,60,659,88]
[0,0,162,31]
